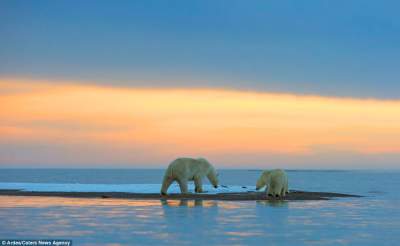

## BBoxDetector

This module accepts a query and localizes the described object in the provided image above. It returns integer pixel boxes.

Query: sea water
[0,169,399,245]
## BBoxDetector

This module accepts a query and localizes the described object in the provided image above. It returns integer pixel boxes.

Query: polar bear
[256,169,289,197]
[160,157,219,195]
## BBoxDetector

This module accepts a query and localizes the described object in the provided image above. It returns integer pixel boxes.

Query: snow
[0,182,256,194]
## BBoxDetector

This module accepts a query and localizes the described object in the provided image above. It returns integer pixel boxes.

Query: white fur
[256,169,289,197]
[160,157,219,195]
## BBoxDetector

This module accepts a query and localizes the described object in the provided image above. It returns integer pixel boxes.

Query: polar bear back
[166,157,213,179]
[267,169,286,189]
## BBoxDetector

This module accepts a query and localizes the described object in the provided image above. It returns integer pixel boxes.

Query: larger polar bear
[256,169,289,197]
[160,157,219,195]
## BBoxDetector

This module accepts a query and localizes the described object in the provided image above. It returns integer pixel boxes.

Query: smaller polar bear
[256,169,289,197]
[160,157,219,195]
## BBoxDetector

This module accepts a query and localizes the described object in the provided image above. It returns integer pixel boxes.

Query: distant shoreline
[0,189,362,201]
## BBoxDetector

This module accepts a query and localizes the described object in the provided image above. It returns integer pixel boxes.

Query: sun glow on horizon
[1,78,400,168]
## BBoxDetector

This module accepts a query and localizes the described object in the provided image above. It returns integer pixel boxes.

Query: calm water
[0,169,399,245]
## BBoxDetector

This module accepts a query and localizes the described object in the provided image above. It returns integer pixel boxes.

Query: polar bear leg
[267,187,274,197]
[161,176,174,195]
[269,184,282,197]
[194,176,203,193]
[177,178,188,193]
[275,185,282,197]
[269,190,279,197]
[280,186,286,197]
[285,178,289,194]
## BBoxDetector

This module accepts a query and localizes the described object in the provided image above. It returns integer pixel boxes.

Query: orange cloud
[1,78,400,167]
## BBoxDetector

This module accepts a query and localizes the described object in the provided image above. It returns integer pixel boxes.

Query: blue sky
[1,1,400,168]
[1,0,400,98]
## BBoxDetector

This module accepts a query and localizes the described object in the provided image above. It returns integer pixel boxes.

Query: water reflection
[256,200,288,207]
[0,195,161,208]
[160,199,217,207]
[0,195,399,246]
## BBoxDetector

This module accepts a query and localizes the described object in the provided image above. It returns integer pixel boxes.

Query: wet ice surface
[0,182,255,194]
[0,170,399,246]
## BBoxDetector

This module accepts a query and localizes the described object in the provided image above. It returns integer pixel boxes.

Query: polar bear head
[256,170,270,190]
[207,166,219,188]
[198,158,219,188]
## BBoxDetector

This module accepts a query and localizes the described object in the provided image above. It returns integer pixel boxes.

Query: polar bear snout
[207,170,219,188]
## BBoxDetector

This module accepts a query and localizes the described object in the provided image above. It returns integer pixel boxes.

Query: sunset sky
[1,1,400,168]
